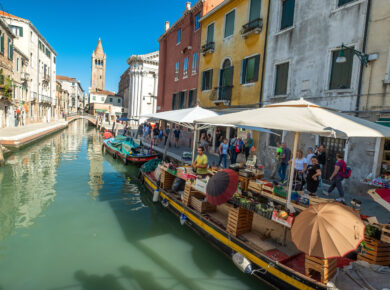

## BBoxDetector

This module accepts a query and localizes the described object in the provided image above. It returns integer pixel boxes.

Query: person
[200,132,209,152]
[207,133,213,146]
[153,125,160,145]
[306,147,315,166]
[278,142,291,182]
[290,149,307,191]
[229,135,237,164]
[158,127,163,145]
[306,156,321,196]
[270,142,282,179]
[164,125,170,146]
[144,123,150,140]
[218,139,229,168]
[326,152,346,202]
[316,145,326,169]
[244,133,254,160]
[174,126,181,148]
[192,146,209,177]
[216,128,222,147]
[137,123,143,138]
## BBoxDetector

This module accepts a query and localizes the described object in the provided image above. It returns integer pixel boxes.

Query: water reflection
[87,132,104,199]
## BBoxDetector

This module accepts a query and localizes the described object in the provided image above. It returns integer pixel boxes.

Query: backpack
[235,141,242,153]
[340,160,352,179]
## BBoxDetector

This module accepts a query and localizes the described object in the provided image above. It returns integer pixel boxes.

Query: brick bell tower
[91,38,106,92]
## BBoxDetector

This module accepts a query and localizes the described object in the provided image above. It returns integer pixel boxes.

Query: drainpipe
[355,0,371,116]
[259,0,271,108]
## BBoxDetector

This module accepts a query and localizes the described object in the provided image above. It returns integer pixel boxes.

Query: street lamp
[336,43,377,67]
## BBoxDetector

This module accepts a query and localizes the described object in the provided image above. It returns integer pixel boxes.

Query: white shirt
[306,153,315,165]
[295,157,308,171]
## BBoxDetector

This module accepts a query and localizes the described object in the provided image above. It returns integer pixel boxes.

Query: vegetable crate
[227,207,253,237]
[160,170,175,190]
[358,236,390,266]
[190,196,216,214]
[248,180,263,194]
[305,255,337,284]
[381,225,390,244]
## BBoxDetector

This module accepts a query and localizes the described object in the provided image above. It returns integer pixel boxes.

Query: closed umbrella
[291,202,365,258]
[206,169,239,205]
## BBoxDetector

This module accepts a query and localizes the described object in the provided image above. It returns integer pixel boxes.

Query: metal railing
[240,18,263,37]
[215,85,233,102]
[201,42,215,55]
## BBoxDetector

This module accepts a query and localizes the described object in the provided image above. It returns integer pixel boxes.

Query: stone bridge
[65,113,97,125]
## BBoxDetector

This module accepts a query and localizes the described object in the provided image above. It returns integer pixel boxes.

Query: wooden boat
[102,136,159,165]
[139,166,352,289]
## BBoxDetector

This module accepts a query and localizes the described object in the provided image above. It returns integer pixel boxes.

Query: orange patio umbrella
[291,202,365,258]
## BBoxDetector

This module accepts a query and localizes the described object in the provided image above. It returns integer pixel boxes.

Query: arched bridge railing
[65,113,97,125]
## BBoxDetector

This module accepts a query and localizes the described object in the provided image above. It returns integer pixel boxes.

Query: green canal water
[0,120,269,290]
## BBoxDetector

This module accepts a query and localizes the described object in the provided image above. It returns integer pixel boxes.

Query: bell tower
[91,38,106,91]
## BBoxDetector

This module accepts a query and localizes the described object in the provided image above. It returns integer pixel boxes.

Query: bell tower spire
[91,38,106,92]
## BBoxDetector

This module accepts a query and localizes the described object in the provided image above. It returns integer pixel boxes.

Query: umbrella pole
[192,123,198,163]
[287,132,299,211]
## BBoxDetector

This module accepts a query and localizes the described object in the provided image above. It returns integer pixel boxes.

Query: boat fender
[180,213,188,226]
[153,189,160,202]
[232,252,253,274]
[161,198,169,208]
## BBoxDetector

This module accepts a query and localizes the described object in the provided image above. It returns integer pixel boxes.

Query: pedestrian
[229,135,238,164]
[144,123,149,140]
[192,146,209,177]
[316,145,326,169]
[218,139,229,168]
[174,126,181,148]
[326,152,347,202]
[164,125,170,146]
[159,127,163,145]
[153,125,159,145]
[278,142,291,182]
[200,132,209,152]
[290,149,307,191]
[244,132,253,160]
[270,142,282,179]
[306,156,321,196]
[216,128,222,147]
[306,147,315,166]
[137,123,143,138]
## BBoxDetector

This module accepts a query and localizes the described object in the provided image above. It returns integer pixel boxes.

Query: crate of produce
[262,183,274,195]
[305,255,337,284]
[358,236,390,266]
[160,170,175,190]
[190,196,216,214]
[271,210,294,228]
[381,225,390,244]
[255,203,274,219]
[273,186,287,198]
[227,206,253,237]
[248,180,263,194]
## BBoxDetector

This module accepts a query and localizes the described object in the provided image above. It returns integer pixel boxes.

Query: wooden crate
[160,170,175,190]
[248,180,263,194]
[262,184,273,195]
[305,255,337,284]
[358,236,390,266]
[381,225,390,244]
[190,196,216,214]
[226,207,253,237]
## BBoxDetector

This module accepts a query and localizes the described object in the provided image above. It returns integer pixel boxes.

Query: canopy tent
[197,99,390,210]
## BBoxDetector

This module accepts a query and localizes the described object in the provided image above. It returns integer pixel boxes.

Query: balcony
[240,18,263,39]
[40,95,51,104]
[21,72,30,82]
[211,86,233,105]
[201,42,215,56]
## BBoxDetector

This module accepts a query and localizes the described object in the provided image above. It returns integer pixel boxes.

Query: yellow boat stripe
[144,176,314,290]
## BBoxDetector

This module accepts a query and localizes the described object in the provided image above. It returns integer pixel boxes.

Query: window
[54,56,56,64]
[175,61,180,80]
[338,0,356,6]
[17,58,19,72]
[30,53,33,67]
[242,55,260,84]
[179,91,186,109]
[202,69,213,91]
[269,129,283,147]
[172,93,180,110]
[177,28,181,44]
[194,13,201,31]
[249,0,261,22]
[93,96,96,101]
[101,97,104,101]
[188,89,197,107]
[329,48,353,90]
[183,57,189,78]
[224,10,235,38]
[0,33,3,54]
[8,39,13,60]
[281,0,295,30]
[207,23,215,43]
[118,99,121,103]
[274,62,289,95]
[192,52,198,74]
[10,25,23,37]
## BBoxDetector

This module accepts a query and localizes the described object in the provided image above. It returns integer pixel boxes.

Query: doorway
[319,137,346,182]
[219,59,233,101]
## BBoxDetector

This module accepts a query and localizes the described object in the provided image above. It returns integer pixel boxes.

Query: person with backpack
[325,152,350,202]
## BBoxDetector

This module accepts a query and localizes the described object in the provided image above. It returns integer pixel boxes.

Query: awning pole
[192,123,198,163]
[287,132,299,210]
[163,122,173,161]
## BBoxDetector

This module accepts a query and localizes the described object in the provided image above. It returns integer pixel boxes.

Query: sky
[2,0,196,93]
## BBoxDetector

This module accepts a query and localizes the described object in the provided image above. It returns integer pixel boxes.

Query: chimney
[186,2,191,10]
[165,21,170,32]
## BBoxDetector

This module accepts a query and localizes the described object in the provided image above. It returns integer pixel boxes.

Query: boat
[102,136,159,165]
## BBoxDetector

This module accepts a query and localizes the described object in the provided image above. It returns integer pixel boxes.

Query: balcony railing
[213,85,233,105]
[21,72,30,82]
[40,95,51,104]
[240,18,263,38]
[201,42,215,55]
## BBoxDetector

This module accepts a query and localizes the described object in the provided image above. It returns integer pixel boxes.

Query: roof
[91,90,116,96]
[0,10,57,55]
[127,51,159,66]
[56,75,76,82]
[94,38,104,56]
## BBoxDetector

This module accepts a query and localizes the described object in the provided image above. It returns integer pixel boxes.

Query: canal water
[0,120,269,290]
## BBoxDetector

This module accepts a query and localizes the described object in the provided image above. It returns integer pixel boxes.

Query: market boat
[139,162,390,290]
[102,136,159,165]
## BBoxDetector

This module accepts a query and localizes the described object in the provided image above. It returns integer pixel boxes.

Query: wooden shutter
[275,62,289,95]
[20,27,23,37]
[224,10,235,38]
[207,23,214,43]
[253,54,260,82]
[249,0,261,22]
[281,0,295,30]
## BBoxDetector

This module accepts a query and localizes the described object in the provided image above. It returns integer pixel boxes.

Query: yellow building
[198,0,270,109]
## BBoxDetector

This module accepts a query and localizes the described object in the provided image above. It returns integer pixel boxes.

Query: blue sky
[3,0,196,93]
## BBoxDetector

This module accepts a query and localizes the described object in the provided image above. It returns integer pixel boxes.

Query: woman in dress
[290,149,307,191]
[306,156,322,196]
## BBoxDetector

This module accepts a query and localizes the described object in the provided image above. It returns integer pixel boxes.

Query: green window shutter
[241,59,246,84]
[329,48,353,90]
[19,27,23,37]
[224,10,235,38]
[246,57,256,83]
[275,62,289,95]
[0,35,3,54]
[207,23,214,43]
[253,54,260,82]
[281,0,295,30]
[249,0,261,22]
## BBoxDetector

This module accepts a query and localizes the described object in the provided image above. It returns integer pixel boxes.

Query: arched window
[222,58,232,69]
